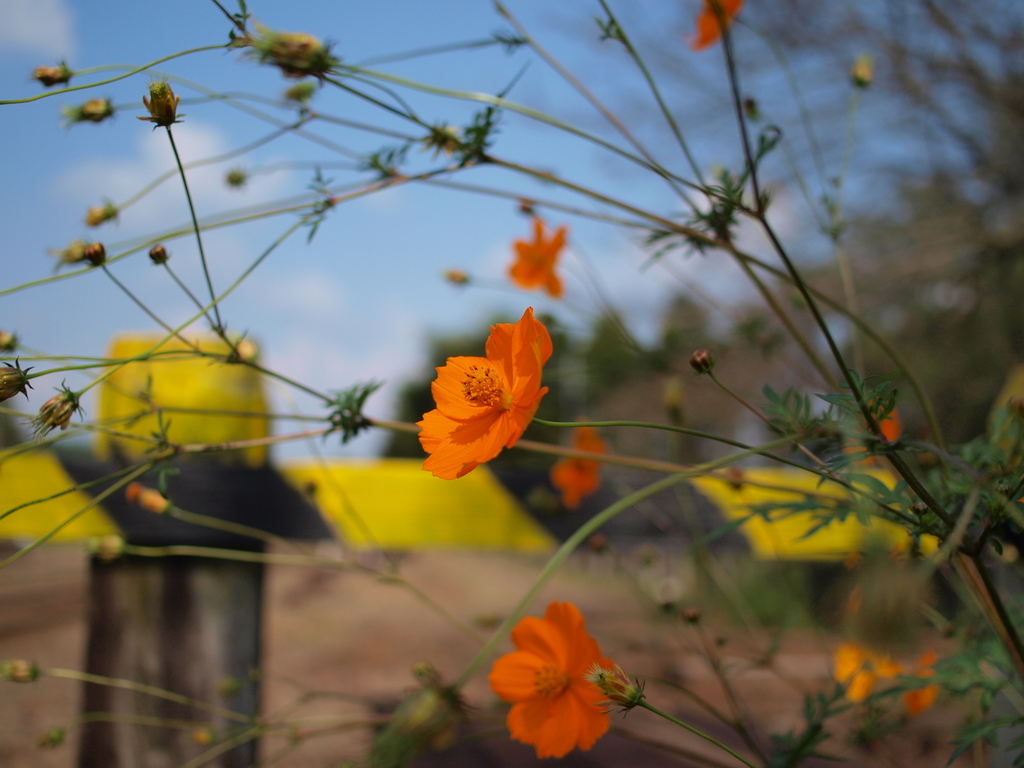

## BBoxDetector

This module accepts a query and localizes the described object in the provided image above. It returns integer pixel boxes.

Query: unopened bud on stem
[689,349,714,374]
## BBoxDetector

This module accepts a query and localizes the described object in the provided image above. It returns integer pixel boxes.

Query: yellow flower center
[462,366,511,409]
[534,665,570,698]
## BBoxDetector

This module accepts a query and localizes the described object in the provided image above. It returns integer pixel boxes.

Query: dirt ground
[0,542,973,768]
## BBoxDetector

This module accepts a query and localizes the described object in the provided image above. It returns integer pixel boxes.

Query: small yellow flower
[0,330,17,353]
[139,81,183,127]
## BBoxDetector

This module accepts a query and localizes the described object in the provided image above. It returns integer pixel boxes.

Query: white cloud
[0,0,75,58]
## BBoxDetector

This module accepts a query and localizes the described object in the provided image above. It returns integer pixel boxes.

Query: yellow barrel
[95,334,269,466]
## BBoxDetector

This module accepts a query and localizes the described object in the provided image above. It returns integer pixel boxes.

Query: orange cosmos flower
[509,217,568,299]
[550,426,607,509]
[489,601,615,759]
[418,307,552,479]
[833,642,902,703]
[902,649,939,716]
[688,0,745,51]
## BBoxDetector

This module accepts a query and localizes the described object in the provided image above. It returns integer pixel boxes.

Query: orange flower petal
[488,650,547,703]
[510,615,570,669]
[419,308,551,478]
[833,642,867,683]
[508,219,568,298]
[846,670,877,703]
[491,601,613,759]
[903,684,938,716]
[687,0,745,51]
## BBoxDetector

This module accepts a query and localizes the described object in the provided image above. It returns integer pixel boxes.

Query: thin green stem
[495,1,696,207]
[0,463,145,524]
[43,668,252,724]
[451,436,794,688]
[0,46,226,104]
[166,126,222,330]
[596,0,705,186]
[102,266,202,351]
[636,700,758,768]
[0,461,155,570]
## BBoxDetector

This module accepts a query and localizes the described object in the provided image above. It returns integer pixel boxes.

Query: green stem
[0,46,226,104]
[166,126,222,330]
[44,668,251,724]
[0,462,156,570]
[637,701,758,768]
[451,436,793,688]
[596,0,705,186]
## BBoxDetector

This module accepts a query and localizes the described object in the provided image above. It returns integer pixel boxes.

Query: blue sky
[0,0,874,457]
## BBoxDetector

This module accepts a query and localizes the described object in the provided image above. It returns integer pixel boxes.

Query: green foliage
[329,381,384,444]
[766,687,848,768]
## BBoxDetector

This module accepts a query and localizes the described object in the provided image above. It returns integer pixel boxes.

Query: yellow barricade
[95,334,269,467]
[691,468,939,560]
[281,459,556,552]
[0,449,120,540]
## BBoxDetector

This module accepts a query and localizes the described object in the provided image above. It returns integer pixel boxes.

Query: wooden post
[61,334,330,768]
[79,555,262,768]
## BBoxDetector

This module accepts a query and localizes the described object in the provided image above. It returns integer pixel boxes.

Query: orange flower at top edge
[509,217,567,299]
[688,0,745,51]
[550,426,607,509]
[833,642,901,703]
[418,307,552,480]
[489,601,615,759]
[903,649,939,716]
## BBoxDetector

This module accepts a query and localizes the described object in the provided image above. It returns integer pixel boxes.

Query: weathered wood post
[60,334,330,768]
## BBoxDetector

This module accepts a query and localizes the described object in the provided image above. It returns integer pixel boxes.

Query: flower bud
[125,482,171,514]
[586,663,644,711]
[851,54,874,88]
[89,535,126,562]
[61,98,115,126]
[148,244,169,264]
[284,80,317,104]
[225,167,249,188]
[0,361,32,403]
[139,81,183,127]
[518,198,536,216]
[587,532,609,552]
[50,239,87,266]
[370,678,467,763]
[83,242,106,266]
[743,97,760,121]
[689,348,714,374]
[443,269,469,286]
[0,330,17,353]
[1,659,39,682]
[192,728,214,745]
[37,728,65,748]
[32,62,72,88]
[245,25,339,80]
[85,202,118,227]
[32,388,80,436]
[663,375,684,424]
[421,124,461,159]
[682,607,701,623]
